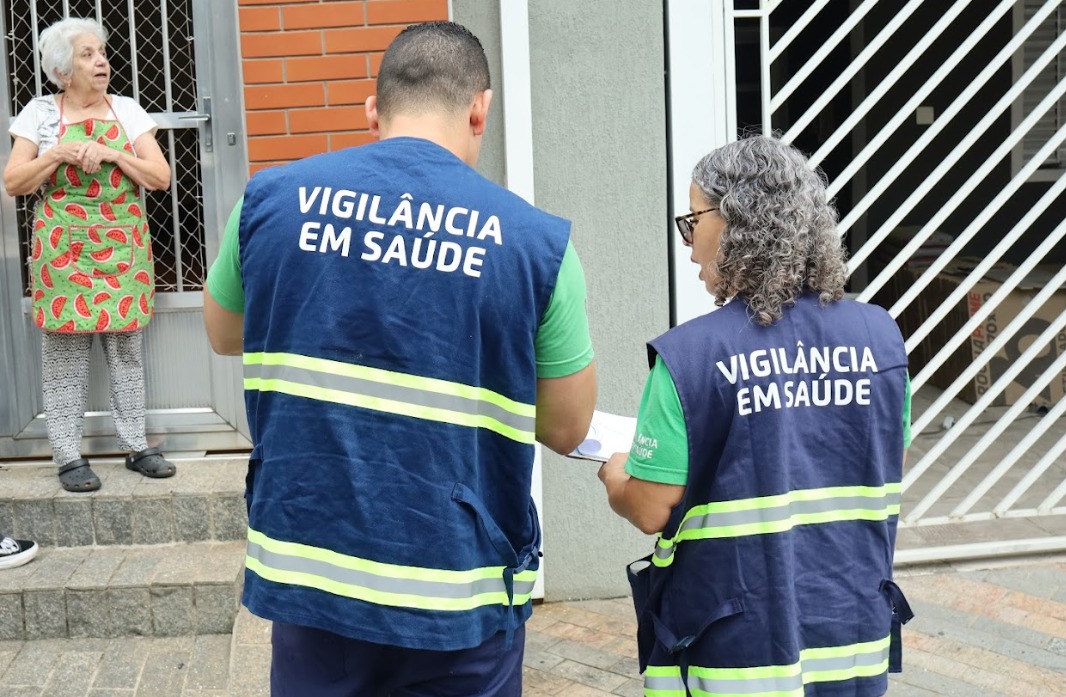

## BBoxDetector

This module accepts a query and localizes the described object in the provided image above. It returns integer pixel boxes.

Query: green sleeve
[624,356,689,485]
[535,240,595,378]
[903,373,912,449]
[205,196,245,313]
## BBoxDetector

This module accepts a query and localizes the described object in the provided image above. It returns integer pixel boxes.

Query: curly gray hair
[39,18,107,90]
[692,135,846,325]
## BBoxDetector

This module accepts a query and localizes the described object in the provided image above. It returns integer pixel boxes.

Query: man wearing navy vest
[204,21,596,696]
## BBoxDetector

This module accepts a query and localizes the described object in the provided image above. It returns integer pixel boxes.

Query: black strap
[58,457,90,474]
[880,579,914,673]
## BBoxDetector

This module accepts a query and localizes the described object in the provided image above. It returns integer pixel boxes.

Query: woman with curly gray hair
[598,136,913,696]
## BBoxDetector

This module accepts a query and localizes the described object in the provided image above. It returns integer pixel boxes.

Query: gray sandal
[58,458,101,492]
[125,447,176,478]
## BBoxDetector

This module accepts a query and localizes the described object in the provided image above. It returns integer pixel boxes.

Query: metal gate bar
[736,0,1066,561]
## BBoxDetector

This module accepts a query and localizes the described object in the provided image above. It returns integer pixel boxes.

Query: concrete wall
[453,0,670,600]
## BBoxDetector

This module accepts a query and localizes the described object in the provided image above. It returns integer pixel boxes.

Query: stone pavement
[2,554,1065,695]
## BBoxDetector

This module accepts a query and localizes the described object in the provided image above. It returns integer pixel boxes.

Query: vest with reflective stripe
[237,137,570,651]
[642,294,907,696]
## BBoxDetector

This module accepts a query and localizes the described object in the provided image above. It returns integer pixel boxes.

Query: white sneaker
[0,536,39,569]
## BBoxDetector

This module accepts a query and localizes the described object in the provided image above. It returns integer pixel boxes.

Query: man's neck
[378,115,473,165]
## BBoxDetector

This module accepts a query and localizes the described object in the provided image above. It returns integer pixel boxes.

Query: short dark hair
[376,21,490,119]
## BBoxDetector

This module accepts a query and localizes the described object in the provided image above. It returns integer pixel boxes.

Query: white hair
[39,18,107,90]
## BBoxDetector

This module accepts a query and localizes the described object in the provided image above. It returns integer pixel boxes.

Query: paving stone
[109,588,153,637]
[226,642,271,697]
[231,607,271,646]
[29,548,90,588]
[0,498,15,536]
[3,640,62,686]
[548,658,628,692]
[88,690,137,697]
[54,497,96,547]
[67,588,113,638]
[152,586,194,636]
[93,499,133,546]
[24,590,69,639]
[133,638,191,697]
[183,635,231,691]
[91,637,149,690]
[193,585,238,635]
[0,645,17,675]
[173,496,211,543]
[0,592,26,640]
[109,549,166,588]
[611,678,646,697]
[14,499,58,547]
[67,548,127,590]
[210,494,247,541]
[131,498,176,545]
[40,648,103,697]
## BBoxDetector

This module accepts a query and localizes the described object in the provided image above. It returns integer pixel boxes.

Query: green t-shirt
[625,357,914,485]
[205,197,594,378]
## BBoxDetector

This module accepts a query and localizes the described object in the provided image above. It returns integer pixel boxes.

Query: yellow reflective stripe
[243,351,535,443]
[246,528,536,612]
[644,636,890,696]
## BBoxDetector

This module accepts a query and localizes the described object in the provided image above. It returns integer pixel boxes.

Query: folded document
[569,410,637,462]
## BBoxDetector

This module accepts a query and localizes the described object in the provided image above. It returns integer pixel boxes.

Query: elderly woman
[598,136,913,696]
[3,17,175,492]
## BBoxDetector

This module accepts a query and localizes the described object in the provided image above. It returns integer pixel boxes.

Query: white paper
[569,410,637,462]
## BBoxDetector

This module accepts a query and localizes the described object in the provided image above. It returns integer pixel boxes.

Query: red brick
[249,162,284,176]
[245,83,326,109]
[366,0,448,26]
[246,110,288,136]
[324,25,402,53]
[286,55,368,82]
[239,6,281,32]
[240,0,317,5]
[284,2,366,29]
[368,51,384,77]
[326,79,376,105]
[248,134,328,161]
[242,31,322,58]
[290,106,368,133]
[330,131,377,150]
[242,59,284,84]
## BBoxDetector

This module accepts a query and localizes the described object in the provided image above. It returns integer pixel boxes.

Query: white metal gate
[670,0,1066,562]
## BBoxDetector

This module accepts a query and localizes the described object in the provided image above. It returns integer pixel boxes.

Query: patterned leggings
[41,330,150,467]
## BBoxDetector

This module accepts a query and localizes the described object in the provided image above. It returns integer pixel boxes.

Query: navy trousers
[270,622,525,696]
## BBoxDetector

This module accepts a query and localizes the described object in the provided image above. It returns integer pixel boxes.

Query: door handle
[179,97,213,152]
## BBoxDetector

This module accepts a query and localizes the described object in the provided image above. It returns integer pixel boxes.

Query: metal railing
[734,0,1066,562]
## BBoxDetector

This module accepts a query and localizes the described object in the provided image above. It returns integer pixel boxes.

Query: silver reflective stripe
[689,672,801,695]
[643,673,686,692]
[803,645,890,673]
[246,541,535,599]
[244,362,534,434]
[676,491,901,536]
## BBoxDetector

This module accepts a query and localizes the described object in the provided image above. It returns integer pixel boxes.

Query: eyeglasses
[674,208,719,245]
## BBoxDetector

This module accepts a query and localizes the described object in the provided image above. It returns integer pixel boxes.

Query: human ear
[365,96,381,137]
[470,89,492,136]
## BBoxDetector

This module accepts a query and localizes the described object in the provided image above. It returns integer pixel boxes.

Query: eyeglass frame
[674,207,719,245]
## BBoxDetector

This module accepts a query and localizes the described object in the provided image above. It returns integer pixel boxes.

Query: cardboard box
[900,263,1066,406]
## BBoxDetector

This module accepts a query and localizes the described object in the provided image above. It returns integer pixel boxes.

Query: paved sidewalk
[3,554,1066,695]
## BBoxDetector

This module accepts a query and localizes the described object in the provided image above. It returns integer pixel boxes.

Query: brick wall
[237,0,449,174]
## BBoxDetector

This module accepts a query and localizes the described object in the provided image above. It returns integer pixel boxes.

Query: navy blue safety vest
[237,137,571,651]
[631,294,911,697]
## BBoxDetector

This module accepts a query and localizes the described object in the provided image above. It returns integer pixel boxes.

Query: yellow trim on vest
[243,351,536,444]
[245,528,537,612]
[652,483,901,568]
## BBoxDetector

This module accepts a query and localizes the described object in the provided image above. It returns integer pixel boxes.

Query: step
[0,540,245,641]
[0,458,249,547]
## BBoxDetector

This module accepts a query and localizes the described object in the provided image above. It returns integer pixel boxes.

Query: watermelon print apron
[29,96,155,333]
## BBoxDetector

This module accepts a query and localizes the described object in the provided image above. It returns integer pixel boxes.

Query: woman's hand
[47,140,88,167]
[75,140,116,174]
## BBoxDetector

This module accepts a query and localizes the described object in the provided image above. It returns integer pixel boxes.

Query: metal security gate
[0,0,249,457]
[668,0,1066,561]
